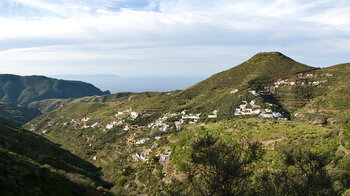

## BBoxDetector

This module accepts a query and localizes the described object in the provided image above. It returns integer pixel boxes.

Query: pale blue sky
[1,0,350,77]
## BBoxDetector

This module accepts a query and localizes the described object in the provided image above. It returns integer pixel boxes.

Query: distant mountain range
[0,74,110,106]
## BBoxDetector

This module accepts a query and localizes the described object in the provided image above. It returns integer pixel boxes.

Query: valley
[1,52,350,195]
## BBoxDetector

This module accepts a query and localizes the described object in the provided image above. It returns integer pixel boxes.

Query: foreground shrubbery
[166,134,350,196]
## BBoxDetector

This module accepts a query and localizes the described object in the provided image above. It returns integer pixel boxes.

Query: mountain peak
[246,52,291,63]
[179,52,316,99]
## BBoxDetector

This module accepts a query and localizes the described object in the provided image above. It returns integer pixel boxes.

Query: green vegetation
[166,134,345,195]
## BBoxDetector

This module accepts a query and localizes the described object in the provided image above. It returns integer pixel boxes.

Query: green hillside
[0,74,110,106]
[166,52,318,118]
[178,52,316,99]
[292,63,350,124]
[0,102,42,125]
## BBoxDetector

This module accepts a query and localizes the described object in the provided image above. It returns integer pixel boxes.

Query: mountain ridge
[0,74,110,105]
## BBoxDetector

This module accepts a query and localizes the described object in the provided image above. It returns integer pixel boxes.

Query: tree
[256,148,337,196]
[186,133,264,196]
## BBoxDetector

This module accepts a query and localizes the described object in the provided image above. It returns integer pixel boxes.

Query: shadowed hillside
[0,117,109,194]
[0,102,41,125]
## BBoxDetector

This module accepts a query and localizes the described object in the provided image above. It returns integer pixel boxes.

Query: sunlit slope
[294,63,350,124]
[178,52,316,99]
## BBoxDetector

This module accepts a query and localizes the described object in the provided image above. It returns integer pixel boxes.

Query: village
[25,71,335,178]
[271,72,331,90]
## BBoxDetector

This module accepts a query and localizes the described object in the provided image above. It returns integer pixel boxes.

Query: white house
[175,121,182,130]
[182,113,201,120]
[259,113,273,118]
[135,138,150,144]
[249,90,259,96]
[91,122,99,128]
[230,89,239,94]
[106,124,114,129]
[115,111,124,117]
[130,112,139,119]
[123,125,130,131]
[82,117,90,122]
[208,110,219,118]
[42,130,50,134]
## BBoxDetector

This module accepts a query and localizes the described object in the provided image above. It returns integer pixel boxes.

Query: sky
[1,0,350,78]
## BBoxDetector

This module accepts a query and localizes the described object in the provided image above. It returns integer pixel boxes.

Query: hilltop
[178,52,316,99]
[0,74,110,106]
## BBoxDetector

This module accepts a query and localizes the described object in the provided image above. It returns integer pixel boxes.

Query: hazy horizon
[48,74,208,93]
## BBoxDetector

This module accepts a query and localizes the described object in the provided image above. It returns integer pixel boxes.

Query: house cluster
[320,73,333,77]
[106,120,124,130]
[234,100,287,120]
[298,73,315,79]
[274,77,327,88]
[307,80,323,86]
[135,138,150,145]
[182,111,201,120]
[148,112,187,132]
[259,110,286,120]
[235,100,261,116]
[114,108,139,120]
[181,110,201,124]
[174,119,184,131]
[78,117,102,130]
[148,115,171,132]
[274,78,290,88]
[134,148,171,164]
[159,150,171,165]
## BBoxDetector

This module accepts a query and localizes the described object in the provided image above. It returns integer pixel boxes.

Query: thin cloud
[0,0,350,76]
